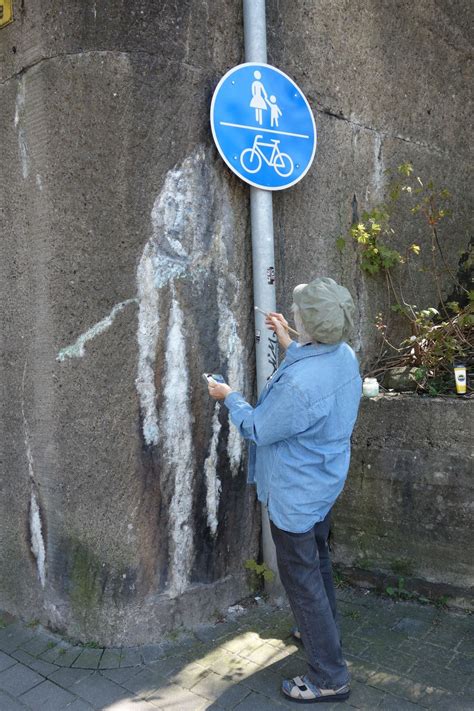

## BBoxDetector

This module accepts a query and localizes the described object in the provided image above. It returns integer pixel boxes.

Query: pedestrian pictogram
[211,63,317,191]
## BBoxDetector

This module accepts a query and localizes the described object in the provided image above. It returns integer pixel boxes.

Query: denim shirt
[224,341,362,533]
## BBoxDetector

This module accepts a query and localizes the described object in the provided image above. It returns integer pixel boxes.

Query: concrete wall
[333,395,474,608]
[1,1,260,646]
[1,1,472,643]
[267,1,473,361]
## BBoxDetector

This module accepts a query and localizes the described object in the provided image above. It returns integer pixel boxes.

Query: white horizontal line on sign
[219,122,310,139]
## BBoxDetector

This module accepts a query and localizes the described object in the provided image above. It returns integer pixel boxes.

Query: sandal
[282,675,350,704]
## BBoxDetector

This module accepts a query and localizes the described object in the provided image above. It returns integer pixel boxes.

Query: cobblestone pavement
[0,587,472,710]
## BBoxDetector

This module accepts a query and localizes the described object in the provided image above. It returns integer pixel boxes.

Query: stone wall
[333,395,474,608]
[0,1,472,643]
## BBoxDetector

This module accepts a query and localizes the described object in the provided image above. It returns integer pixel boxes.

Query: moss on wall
[69,542,104,621]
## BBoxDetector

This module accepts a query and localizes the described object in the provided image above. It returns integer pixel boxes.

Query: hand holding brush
[254,306,300,350]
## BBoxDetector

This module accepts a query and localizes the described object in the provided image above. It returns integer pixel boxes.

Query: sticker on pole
[210,62,316,191]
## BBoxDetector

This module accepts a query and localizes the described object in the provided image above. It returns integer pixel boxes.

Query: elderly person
[208,277,361,704]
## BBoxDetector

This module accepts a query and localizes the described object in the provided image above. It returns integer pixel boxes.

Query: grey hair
[292,303,313,344]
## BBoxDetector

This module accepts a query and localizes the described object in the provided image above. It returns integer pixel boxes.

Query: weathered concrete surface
[1,1,472,643]
[268,1,473,367]
[0,3,259,646]
[333,395,474,607]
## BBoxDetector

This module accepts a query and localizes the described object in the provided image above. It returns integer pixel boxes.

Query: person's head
[254,70,262,80]
[292,277,355,344]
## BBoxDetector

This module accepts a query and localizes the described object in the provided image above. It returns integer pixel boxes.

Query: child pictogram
[268,95,282,128]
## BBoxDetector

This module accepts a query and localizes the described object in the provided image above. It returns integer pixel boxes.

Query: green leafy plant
[333,568,348,589]
[244,559,275,592]
[339,163,473,394]
[385,577,415,600]
[349,206,403,275]
[434,595,449,609]
[343,609,361,620]
[384,577,449,608]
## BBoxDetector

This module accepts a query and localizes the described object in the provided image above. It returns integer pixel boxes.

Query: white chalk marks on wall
[204,405,222,537]
[21,361,46,589]
[56,146,245,591]
[217,272,244,477]
[161,295,195,595]
[134,146,245,573]
[56,299,138,362]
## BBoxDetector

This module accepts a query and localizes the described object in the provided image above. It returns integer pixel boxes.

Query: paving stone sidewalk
[0,587,473,710]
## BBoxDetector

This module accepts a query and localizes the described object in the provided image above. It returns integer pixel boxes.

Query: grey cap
[293,277,355,344]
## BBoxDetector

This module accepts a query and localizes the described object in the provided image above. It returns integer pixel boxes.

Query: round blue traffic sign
[211,62,316,191]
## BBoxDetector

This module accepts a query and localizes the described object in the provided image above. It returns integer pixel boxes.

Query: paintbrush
[254,306,301,337]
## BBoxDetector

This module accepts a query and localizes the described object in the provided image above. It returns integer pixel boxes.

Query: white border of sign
[210,62,317,191]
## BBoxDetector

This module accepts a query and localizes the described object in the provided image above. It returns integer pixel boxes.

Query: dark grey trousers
[270,511,350,689]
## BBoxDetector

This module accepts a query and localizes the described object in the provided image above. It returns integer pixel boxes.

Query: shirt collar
[284,340,341,365]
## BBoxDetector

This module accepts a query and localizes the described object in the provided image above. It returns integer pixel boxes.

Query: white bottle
[363,377,379,397]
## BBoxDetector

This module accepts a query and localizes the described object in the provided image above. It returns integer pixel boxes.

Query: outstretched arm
[207,314,293,402]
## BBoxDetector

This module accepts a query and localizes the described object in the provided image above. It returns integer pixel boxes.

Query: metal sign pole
[242,0,282,596]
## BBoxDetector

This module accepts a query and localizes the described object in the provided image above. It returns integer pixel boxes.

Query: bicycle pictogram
[240,135,294,177]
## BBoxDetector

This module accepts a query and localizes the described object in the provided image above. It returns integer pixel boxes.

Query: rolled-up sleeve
[224,380,311,446]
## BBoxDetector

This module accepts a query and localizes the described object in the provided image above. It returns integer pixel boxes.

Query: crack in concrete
[318,105,445,155]
[1,50,447,159]
[0,48,206,86]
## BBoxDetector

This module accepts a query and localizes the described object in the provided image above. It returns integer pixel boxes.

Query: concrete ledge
[333,394,474,608]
